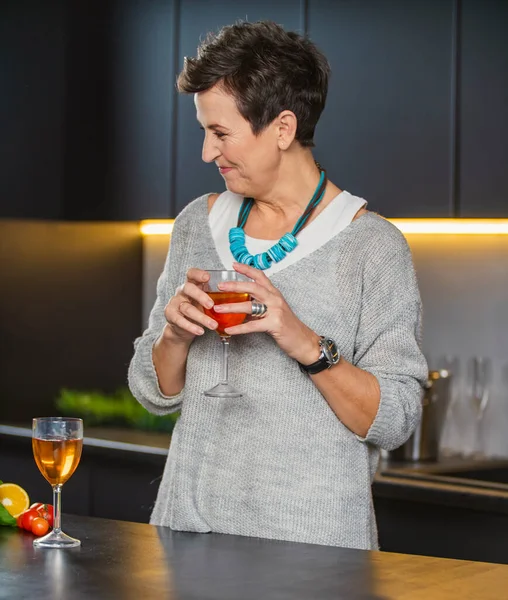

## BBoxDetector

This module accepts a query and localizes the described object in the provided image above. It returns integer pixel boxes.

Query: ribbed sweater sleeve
[353,223,428,450]
[127,211,191,415]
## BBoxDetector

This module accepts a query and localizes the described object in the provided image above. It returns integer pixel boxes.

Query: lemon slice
[0,483,30,518]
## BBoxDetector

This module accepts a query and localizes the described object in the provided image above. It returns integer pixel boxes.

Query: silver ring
[251,300,268,318]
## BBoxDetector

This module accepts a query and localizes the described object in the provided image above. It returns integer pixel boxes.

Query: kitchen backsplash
[142,231,508,458]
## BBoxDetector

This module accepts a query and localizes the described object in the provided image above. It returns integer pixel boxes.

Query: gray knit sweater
[128,194,428,550]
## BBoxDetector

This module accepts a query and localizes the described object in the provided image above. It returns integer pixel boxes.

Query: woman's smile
[218,166,234,175]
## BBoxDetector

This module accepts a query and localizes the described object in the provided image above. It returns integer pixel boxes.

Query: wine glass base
[33,529,81,549]
[204,382,243,398]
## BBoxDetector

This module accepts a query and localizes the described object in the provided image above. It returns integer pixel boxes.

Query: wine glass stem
[220,337,230,385]
[52,484,63,534]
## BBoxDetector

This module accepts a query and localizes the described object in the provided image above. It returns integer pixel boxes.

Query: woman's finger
[186,268,210,285]
[217,280,270,302]
[213,301,252,315]
[181,281,215,309]
[232,262,276,291]
[179,301,218,330]
[224,319,268,336]
[167,309,205,336]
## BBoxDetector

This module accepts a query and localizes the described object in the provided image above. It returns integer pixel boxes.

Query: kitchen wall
[0,220,142,422]
[141,231,508,457]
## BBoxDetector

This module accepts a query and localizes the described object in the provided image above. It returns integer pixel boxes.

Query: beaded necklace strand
[228,169,328,270]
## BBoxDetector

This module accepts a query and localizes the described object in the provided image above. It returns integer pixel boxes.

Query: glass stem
[52,484,63,534]
[220,336,230,385]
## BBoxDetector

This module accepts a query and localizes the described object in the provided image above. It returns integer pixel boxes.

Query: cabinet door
[308,0,454,217]
[173,1,303,216]
[459,0,508,217]
[0,0,66,219]
[64,0,177,221]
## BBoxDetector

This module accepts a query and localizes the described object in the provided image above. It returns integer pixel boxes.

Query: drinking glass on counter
[203,270,251,398]
[32,417,83,548]
[469,356,491,458]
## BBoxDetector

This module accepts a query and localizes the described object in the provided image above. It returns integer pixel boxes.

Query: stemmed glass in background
[438,355,461,457]
[469,356,491,458]
[203,270,251,398]
[32,417,83,548]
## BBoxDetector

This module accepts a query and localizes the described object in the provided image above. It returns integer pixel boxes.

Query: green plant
[55,387,179,433]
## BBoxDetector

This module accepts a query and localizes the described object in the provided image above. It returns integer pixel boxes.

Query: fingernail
[206,300,213,308]
[213,305,224,312]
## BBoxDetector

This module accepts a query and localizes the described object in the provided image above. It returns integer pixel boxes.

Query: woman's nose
[202,134,220,163]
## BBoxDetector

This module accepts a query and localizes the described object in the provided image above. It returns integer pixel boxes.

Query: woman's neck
[245,151,341,237]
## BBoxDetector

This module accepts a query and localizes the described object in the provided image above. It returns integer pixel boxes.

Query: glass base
[204,382,243,398]
[33,529,81,549]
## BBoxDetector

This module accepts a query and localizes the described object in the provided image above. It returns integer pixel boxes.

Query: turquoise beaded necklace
[229,170,328,270]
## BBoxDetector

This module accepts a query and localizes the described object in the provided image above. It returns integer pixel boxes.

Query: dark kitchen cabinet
[2,1,508,221]
[0,431,165,524]
[308,0,455,218]
[458,0,508,217]
[0,0,67,220]
[173,0,303,215]
[63,0,178,221]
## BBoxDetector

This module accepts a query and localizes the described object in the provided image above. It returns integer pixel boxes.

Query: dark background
[0,0,507,418]
[1,1,507,561]
[1,0,507,222]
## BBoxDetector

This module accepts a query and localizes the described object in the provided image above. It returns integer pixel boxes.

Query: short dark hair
[177,20,330,148]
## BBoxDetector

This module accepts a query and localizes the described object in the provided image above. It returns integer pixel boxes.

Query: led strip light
[140,219,508,236]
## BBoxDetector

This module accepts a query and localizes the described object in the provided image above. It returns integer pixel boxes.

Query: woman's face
[195,85,281,198]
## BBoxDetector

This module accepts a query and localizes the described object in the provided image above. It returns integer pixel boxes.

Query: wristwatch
[298,337,341,375]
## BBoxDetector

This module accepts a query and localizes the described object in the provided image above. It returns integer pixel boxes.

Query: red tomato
[31,517,49,537]
[16,514,24,529]
[22,509,39,531]
[29,503,54,528]
[37,504,54,528]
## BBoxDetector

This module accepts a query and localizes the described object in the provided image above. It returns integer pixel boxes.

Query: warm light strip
[140,220,175,235]
[389,219,508,234]
[140,219,508,236]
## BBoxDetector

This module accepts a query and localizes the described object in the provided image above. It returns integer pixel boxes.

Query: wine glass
[469,356,491,458]
[32,417,83,548]
[203,270,251,398]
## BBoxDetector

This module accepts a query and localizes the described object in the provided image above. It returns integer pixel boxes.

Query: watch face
[322,339,340,365]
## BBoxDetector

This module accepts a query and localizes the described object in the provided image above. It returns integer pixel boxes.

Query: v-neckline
[202,194,374,280]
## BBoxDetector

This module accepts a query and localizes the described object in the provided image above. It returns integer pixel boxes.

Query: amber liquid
[204,292,250,336]
[33,437,83,486]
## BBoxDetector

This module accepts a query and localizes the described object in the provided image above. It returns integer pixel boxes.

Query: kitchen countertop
[0,422,171,455]
[1,513,508,599]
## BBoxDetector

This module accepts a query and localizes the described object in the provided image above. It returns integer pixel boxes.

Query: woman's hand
[215,262,321,365]
[163,268,218,343]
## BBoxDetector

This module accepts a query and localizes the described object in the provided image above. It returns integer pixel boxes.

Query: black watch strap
[298,337,340,375]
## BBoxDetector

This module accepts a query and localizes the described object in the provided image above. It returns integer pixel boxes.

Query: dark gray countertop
[1,514,508,599]
[0,423,171,455]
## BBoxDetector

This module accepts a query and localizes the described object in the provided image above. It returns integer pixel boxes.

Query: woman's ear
[276,110,297,149]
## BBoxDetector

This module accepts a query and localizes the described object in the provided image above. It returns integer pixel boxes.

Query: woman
[129,20,427,550]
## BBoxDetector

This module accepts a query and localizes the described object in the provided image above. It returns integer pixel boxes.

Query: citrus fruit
[0,483,30,518]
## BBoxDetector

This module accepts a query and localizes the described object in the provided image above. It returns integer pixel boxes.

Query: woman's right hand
[162,268,218,344]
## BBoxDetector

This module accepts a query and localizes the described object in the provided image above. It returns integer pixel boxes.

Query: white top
[209,190,368,275]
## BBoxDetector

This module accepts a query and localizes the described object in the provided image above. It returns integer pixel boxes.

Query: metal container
[389,370,452,461]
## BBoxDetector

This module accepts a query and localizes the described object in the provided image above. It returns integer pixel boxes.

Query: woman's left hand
[215,262,320,365]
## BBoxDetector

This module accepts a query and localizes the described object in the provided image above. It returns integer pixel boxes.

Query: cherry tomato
[29,503,54,528]
[22,509,39,531]
[31,517,49,537]
[37,504,54,528]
